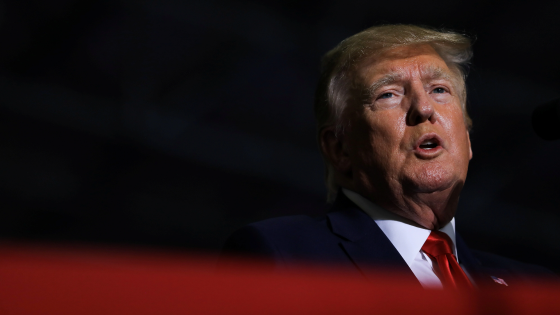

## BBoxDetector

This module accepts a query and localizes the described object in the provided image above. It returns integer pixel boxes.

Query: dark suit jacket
[222,193,555,288]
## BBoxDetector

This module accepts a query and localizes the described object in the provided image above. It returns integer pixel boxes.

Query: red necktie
[421,231,474,289]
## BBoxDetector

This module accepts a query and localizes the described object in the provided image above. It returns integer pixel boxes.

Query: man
[222,25,554,289]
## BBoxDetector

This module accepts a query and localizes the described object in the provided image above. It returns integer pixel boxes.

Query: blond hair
[314,24,473,203]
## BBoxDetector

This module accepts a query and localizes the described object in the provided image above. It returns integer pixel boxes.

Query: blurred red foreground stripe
[0,242,559,315]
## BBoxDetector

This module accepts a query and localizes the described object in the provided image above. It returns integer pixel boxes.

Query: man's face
[341,44,472,228]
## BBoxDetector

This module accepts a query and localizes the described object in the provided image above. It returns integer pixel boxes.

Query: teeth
[419,138,438,149]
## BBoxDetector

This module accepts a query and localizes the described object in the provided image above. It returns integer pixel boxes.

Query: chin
[403,164,458,193]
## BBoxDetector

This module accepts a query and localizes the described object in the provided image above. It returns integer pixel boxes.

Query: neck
[350,180,463,230]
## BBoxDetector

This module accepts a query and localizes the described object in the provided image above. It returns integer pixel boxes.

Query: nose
[406,85,436,126]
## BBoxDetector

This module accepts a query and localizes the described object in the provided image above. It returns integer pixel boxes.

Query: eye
[379,92,394,99]
[432,87,446,94]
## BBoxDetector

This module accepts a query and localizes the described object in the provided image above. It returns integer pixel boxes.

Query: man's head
[315,25,473,229]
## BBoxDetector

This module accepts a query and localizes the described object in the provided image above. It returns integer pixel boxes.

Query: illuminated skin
[321,44,472,230]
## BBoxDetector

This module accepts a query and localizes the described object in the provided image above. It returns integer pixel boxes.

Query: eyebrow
[421,65,455,83]
[366,73,403,96]
[365,66,456,97]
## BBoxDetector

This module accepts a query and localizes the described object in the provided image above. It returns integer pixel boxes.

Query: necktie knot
[421,230,454,258]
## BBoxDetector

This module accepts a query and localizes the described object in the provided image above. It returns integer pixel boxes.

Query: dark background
[0,0,559,272]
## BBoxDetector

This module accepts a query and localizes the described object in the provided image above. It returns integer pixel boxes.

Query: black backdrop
[1,0,559,273]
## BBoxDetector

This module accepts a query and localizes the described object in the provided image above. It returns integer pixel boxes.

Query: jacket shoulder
[221,214,345,263]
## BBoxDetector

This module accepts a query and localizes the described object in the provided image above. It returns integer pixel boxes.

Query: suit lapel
[456,234,511,288]
[326,193,420,285]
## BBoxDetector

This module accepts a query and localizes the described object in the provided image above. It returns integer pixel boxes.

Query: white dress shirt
[342,188,458,289]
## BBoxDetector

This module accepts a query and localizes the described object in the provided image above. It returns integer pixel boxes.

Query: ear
[467,131,473,160]
[320,127,352,176]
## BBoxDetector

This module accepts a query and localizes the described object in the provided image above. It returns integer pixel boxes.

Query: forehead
[355,44,452,85]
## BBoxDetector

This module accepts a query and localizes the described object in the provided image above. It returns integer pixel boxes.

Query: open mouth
[418,138,440,150]
[414,134,444,156]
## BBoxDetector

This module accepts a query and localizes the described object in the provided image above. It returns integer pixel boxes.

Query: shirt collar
[342,188,457,266]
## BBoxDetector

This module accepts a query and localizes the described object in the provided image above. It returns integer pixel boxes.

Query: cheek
[368,115,407,168]
[383,114,407,154]
[441,107,468,140]
[349,108,407,158]
[350,116,401,164]
[448,122,471,165]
